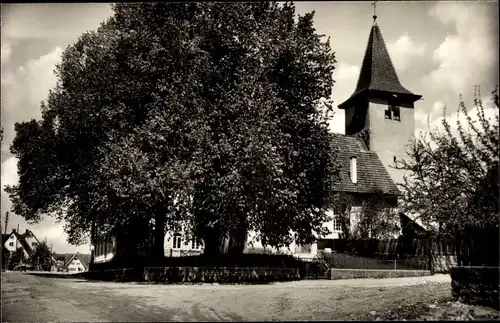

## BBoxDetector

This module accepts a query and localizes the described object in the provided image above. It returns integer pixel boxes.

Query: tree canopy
[6,2,339,256]
[31,241,52,267]
[398,86,499,265]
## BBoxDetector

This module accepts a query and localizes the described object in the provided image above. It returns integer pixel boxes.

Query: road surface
[1,271,451,322]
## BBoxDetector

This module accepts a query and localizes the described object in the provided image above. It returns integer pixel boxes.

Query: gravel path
[1,272,451,322]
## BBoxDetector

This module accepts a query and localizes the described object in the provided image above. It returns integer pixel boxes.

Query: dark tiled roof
[14,230,39,256]
[53,253,74,265]
[399,213,427,235]
[2,229,44,260]
[331,134,400,196]
[79,254,91,270]
[18,239,34,256]
[339,23,421,108]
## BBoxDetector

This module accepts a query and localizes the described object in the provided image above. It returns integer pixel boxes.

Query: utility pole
[89,220,96,272]
[50,244,53,271]
[3,211,9,234]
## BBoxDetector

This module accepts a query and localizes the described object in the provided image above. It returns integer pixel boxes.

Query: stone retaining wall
[433,255,458,273]
[451,266,500,310]
[143,266,300,283]
[329,268,431,280]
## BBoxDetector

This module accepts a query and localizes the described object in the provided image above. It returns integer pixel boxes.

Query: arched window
[191,239,201,250]
[173,233,182,249]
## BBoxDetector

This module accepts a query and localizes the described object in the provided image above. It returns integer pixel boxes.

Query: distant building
[164,229,204,258]
[3,228,40,256]
[2,229,41,268]
[53,252,90,273]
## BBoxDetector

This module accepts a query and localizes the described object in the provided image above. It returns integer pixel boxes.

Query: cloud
[1,157,89,254]
[415,100,446,126]
[1,46,89,254]
[329,62,360,134]
[1,157,19,233]
[1,4,113,41]
[1,43,12,66]
[418,95,498,138]
[387,34,426,71]
[2,47,63,152]
[0,4,111,255]
[1,157,18,189]
[334,61,360,103]
[17,47,63,108]
[423,3,499,97]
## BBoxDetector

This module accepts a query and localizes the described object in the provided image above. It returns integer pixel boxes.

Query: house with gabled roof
[2,229,41,268]
[53,252,90,272]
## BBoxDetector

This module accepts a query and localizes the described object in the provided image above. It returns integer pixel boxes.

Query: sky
[1,2,499,254]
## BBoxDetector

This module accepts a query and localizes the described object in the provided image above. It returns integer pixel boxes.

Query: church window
[191,239,201,250]
[332,217,342,232]
[384,108,392,119]
[173,233,182,249]
[350,157,357,184]
[392,105,401,121]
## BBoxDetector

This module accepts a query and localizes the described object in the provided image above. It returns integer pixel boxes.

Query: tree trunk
[153,210,165,265]
[202,220,248,256]
[455,228,463,267]
[89,220,96,272]
[203,224,226,257]
[226,220,248,255]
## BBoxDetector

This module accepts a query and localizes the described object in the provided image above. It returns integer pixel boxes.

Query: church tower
[338,13,422,186]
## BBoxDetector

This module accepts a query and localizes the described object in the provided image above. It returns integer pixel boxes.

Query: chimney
[350,157,358,184]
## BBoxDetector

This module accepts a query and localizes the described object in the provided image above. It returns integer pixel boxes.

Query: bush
[450,266,500,310]
[157,254,304,268]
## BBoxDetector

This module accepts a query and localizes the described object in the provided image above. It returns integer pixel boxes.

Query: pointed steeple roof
[338,22,422,109]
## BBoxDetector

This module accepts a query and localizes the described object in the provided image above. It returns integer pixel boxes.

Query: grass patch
[346,283,500,321]
[329,268,430,280]
[319,252,429,270]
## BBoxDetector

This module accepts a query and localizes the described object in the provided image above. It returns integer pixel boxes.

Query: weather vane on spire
[372,0,378,23]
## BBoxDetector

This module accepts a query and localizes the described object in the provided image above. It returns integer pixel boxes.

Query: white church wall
[244,230,294,255]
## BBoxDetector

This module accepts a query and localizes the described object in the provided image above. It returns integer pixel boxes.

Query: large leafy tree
[397,87,499,265]
[31,241,52,269]
[7,2,339,259]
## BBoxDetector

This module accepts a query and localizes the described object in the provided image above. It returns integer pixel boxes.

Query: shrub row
[156,254,303,268]
[143,266,300,283]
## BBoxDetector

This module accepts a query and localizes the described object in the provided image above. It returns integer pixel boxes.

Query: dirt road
[2,272,452,322]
